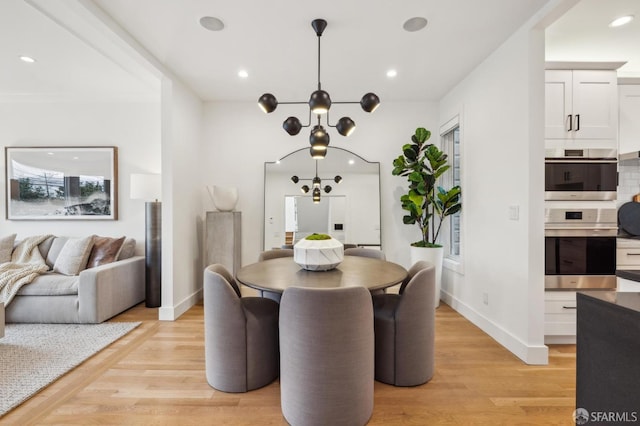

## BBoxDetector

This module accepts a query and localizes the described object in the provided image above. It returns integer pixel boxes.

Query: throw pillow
[53,236,95,276]
[0,234,17,263]
[86,236,126,268]
[117,238,137,260]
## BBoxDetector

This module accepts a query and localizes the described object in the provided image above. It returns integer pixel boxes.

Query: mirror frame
[263,147,381,250]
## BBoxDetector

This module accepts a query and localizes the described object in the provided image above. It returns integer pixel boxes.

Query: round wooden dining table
[236,255,408,294]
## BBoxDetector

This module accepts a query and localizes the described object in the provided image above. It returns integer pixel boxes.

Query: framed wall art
[5,146,118,220]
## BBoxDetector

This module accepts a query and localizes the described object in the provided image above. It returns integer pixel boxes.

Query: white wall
[0,100,160,246]
[201,101,437,270]
[438,16,548,364]
[158,78,204,320]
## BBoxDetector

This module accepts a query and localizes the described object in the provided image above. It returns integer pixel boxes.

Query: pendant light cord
[317,34,321,90]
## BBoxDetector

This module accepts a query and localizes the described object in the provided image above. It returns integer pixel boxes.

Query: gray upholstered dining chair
[344,247,386,260]
[258,248,294,261]
[372,260,435,386]
[257,249,294,302]
[279,286,374,426]
[203,264,279,393]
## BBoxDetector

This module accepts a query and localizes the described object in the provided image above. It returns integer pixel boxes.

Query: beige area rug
[0,322,140,416]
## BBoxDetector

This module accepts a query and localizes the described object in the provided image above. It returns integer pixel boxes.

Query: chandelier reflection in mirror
[258,19,380,160]
[291,161,342,204]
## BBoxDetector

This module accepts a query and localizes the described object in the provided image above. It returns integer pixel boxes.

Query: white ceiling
[1,0,639,103]
[546,0,640,78]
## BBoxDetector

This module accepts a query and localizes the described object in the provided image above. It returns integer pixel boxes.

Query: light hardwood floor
[2,302,577,425]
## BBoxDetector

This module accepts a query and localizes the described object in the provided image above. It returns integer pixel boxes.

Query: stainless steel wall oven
[545,148,617,201]
[544,208,617,290]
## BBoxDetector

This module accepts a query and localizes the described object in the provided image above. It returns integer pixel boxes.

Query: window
[440,120,461,260]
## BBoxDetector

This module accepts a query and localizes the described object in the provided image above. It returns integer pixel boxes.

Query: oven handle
[544,228,618,237]
[544,159,617,163]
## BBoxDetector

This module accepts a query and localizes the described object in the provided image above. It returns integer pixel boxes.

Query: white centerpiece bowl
[294,235,344,271]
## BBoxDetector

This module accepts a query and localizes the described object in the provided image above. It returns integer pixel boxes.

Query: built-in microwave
[545,148,617,201]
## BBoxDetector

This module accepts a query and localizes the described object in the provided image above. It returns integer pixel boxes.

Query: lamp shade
[360,92,380,113]
[283,116,303,135]
[310,145,327,159]
[258,93,278,113]
[309,90,331,114]
[309,125,330,147]
[312,187,321,203]
[131,173,161,201]
[336,117,356,136]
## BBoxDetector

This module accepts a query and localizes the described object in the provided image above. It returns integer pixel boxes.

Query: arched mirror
[264,147,381,250]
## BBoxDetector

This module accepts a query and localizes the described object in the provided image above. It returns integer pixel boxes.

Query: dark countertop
[616,269,640,283]
[576,290,640,414]
[578,290,640,314]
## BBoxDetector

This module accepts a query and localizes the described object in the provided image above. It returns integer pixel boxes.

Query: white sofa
[4,235,145,324]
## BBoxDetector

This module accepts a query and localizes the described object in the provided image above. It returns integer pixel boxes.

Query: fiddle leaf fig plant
[392,127,462,247]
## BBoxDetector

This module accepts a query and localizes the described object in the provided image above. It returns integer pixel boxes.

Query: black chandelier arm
[277,101,309,105]
[292,176,339,182]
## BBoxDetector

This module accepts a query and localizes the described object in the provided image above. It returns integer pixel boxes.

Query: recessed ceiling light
[200,16,225,31]
[238,69,249,78]
[403,17,428,32]
[609,15,634,27]
[386,69,397,78]
[348,159,355,165]
[19,56,36,63]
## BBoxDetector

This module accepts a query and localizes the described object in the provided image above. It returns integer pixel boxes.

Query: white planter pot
[410,245,443,308]
[207,186,238,212]
[294,238,344,271]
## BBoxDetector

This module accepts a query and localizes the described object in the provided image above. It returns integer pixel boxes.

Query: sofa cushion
[46,237,69,268]
[0,234,17,263]
[117,238,136,260]
[37,236,56,263]
[53,236,95,276]
[86,236,126,268]
[16,273,79,296]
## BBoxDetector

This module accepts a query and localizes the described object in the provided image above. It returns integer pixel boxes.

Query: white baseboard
[158,288,203,321]
[440,290,549,365]
[544,335,576,344]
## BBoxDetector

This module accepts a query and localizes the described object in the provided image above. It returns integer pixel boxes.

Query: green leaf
[408,171,422,182]
[403,215,416,225]
[403,147,417,161]
[414,127,431,144]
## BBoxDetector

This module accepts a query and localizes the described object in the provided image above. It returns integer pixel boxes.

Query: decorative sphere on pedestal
[294,234,344,271]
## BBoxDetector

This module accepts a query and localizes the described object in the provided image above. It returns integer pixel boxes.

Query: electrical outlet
[482,292,489,305]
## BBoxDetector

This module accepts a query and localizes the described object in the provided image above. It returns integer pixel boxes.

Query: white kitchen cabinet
[545,70,618,142]
[617,238,640,270]
[544,290,577,344]
[618,84,640,155]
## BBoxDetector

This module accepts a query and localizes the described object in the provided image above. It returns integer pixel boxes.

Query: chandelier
[291,161,342,203]
[258,19,380,159]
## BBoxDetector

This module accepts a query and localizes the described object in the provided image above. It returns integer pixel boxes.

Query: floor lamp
[131,173,162,308]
